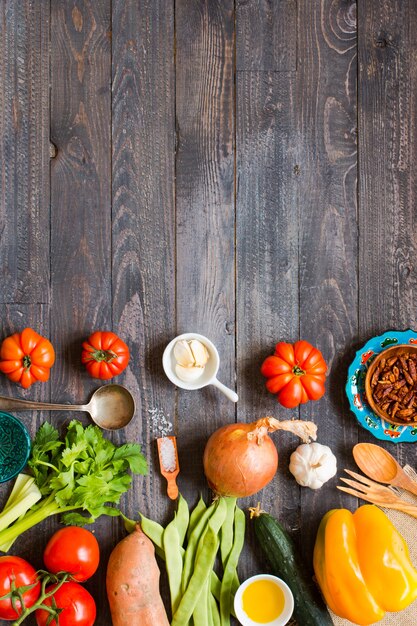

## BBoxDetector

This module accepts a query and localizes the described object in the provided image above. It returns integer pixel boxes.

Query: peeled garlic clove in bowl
[175,364,205,382]
[188,339,209,367]
[173,340,196,367]
[173,338,210,382]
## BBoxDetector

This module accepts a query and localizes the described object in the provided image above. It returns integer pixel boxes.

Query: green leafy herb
[0,420,148,551]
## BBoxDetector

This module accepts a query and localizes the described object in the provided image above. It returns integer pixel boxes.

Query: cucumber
[251,508,333,626]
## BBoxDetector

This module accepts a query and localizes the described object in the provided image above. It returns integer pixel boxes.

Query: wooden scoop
[353,443,417,497]
[157,436,179,500]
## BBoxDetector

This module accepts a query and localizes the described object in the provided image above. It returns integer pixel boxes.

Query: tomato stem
[22,355,31,370]
[292,364,306,376]
[91,349,116,363]
[11,572,70,626]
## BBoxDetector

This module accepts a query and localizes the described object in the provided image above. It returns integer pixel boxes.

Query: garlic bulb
[289,442,337,490]
[173,339,209,382]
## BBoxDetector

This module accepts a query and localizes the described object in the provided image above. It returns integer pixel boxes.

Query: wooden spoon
[157,436,179,500]
[353,443,417,497]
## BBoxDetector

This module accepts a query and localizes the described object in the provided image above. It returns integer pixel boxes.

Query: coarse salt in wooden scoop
[157,436,179,500]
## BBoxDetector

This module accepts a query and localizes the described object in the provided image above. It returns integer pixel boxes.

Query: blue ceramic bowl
[0,412,31,483]
[346,329,417,443]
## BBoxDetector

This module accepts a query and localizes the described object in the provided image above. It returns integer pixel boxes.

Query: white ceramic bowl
[234,574,294,626]
[162,333,238,402]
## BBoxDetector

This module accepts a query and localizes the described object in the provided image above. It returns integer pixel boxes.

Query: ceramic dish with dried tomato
[365,345,417,426]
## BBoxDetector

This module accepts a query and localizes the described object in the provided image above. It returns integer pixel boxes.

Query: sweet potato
[106,524,170,626]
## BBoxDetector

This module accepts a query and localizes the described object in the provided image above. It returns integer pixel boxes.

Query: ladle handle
[212,379,238,403]
[0,395,85,413]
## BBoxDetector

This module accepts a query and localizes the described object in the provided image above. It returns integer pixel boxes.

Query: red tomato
[35,582,96,626]
[261,340,327,408]
[0,328,55,388]
[81,331,129,379]
[43,527,100,582]
[0,556,40,620]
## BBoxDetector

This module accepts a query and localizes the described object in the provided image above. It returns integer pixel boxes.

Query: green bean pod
[187,496,207,541]
[220,497,237,567]
[210,592,221,626]
[181,500,217,593]
[172,524,220,626]
[173,500,227,625]
[193,577,210,626]
[163,517,183,614]
[140,513,164,549]
[175,493,190,546]
[220,506,245,626]
[141,512,223,604]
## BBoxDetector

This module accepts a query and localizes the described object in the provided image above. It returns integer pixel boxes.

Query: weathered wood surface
[0,0,50,303]
[1,0,417,624]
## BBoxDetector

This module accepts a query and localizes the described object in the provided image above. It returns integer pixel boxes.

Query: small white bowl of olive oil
[234,574,294,626]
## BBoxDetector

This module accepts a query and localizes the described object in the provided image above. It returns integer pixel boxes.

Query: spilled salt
[148,407,173,437]
[159,437,177,472]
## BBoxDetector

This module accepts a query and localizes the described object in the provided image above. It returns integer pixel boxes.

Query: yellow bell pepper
[313,505,417,625]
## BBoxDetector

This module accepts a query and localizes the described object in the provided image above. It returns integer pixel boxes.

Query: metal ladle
[0,384,135,431]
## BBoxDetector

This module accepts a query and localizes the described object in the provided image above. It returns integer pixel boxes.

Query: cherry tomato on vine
[0,556,40,620]
[43,527,100,582]
[81,331,129,380]
[35,582,96,626]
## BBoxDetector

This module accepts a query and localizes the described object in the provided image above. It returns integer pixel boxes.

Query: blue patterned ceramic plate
[346,329,417,443]
[0,412,31,482]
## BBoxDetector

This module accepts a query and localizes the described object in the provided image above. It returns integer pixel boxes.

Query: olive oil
[242,578,285,623]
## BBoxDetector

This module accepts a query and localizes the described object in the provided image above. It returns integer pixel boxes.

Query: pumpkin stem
[247,417,317,445]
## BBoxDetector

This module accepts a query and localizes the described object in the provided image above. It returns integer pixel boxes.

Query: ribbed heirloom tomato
[261,340,327,408]
[0,328,55,389]
[0,556,40,620]
[81,331,129,379]
[43,527,100,582]
[35,582,96,626]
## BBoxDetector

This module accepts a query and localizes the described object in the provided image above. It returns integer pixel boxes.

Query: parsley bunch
[0,420,147,550]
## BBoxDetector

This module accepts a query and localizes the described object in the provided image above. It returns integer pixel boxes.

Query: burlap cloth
[330,465,417,626]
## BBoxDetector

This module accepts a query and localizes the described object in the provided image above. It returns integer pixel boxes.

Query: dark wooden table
[1,0,416,624]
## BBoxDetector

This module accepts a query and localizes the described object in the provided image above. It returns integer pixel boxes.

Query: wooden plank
[358,0,417,344]
[358,0,417,469]
[0,0,50,303]
[297,0,358,556]
[236,68,299,577]
[50,0,111,399]
[175,0,236,503]
[112,0,175,525]
[50,2,112,622]
[236,0,297,71]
